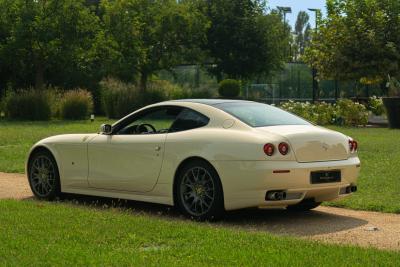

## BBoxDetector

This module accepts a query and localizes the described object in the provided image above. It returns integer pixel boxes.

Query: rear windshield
[215,102,311,127]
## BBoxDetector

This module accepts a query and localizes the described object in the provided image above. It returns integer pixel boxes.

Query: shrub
[100,78,169,119]
[281,101,312,121]
[3,89,52,120]
[148,80,183,99]
[100,78,139,119]
[59,89,94,120]
[368,96,385,116]
[190,88,214,99]
[281,99,369,126]
[281,101,335,125]
[335,99,369,126]
[312,102,336,125]
[142,89,167,105]
[149,80,215,100]
[101,78,216,119]
[218,79,240,98]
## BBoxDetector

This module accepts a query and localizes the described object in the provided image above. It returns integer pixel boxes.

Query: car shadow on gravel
[218,208,368,236]
[23,194,368,237]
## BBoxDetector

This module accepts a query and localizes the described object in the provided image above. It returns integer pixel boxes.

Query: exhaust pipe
[266,191,287,201]
[345,185,357,194]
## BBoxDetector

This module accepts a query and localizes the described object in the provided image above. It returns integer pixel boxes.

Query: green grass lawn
[325,126,400,213]
[0,199,399,266]
[0,118,113,173]
[0,120,399,213]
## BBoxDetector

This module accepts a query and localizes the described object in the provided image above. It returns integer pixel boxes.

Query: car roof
[170,99,255,106]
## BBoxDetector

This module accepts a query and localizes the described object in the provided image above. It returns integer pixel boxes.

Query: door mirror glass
[100,124,112,135]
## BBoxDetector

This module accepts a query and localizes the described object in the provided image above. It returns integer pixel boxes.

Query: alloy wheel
[29,155,56,197]
[180,166,215,216]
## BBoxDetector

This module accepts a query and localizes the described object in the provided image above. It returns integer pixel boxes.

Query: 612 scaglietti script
[27,100,360,220]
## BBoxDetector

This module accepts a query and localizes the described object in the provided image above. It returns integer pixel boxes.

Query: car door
[87,106,182,192]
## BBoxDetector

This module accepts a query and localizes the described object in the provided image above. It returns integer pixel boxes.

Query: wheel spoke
[180,166,215,217]
[191,169,198,182]
[29,155,56,197]
[202,199,210,208]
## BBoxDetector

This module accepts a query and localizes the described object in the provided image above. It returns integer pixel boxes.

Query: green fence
[158,63,385,103]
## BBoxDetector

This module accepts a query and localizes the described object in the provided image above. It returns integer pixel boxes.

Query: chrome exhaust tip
[266,191,287,201]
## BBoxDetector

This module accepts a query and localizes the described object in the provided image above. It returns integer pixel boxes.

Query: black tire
[175,160,224,221]
[286,199,321,211]
[27,149,61,200]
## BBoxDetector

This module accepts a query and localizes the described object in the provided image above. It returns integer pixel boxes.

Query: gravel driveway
[1,172,399,251]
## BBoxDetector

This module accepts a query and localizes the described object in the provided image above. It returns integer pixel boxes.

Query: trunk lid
[256,125,349,162]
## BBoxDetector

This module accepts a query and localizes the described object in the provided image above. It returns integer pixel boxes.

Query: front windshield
[215,102,311,127]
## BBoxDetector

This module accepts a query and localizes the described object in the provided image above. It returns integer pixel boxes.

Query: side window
[117,107,182,135]
[170,108,209,133]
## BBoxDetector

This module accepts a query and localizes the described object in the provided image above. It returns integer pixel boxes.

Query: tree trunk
[139,72,148,92]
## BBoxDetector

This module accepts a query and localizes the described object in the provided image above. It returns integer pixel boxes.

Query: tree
[100,0,208,91]
[0,0,101,90]
[204,0,289,81]
[293,11,311,61]
[304,0,400,87]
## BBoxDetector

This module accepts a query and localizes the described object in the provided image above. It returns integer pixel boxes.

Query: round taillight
[278,142,289,155]
[349,140,354,151]
[353,140,358,151]
[264,143,275,156]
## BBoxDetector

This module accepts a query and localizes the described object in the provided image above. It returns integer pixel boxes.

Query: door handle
[155,146,161,151]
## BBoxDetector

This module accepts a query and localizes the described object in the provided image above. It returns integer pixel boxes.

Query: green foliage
[100,0,208,90]
[205,0,288,80]
[100,78,140,119]
[387,75,400,97]
[3,90,52,121]
[148,80,185,100]
[59,90,94,120]
[281,99,369,126]
[368,96,385,116]
[100,77,215,118]
[0,0,101,90]
[304,0,400,86]
[325,126,400,214]
[218,79,241,98]
[336,99,369,126]
[281,101,335,125]
[293,11,311,61]
[100,78,169,119]
[0,0,291,96]
[189,87,215,99]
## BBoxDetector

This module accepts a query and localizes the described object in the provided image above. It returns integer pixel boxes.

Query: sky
[267,0,327,29]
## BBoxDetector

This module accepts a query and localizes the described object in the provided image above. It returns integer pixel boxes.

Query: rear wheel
[176,160,224,221]
[286,199,321,211]
[28,150,61,200]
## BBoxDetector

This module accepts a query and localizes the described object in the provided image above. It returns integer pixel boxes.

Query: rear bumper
[211,157,360,211]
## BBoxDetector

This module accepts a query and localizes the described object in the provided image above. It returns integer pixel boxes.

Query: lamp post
[308,8,320,103]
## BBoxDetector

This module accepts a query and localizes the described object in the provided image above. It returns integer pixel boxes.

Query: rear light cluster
[264,142,290,156]
[349,139,358,153]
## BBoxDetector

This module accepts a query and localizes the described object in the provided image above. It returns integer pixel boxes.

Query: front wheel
[28,150,61,200]
[176,160,224,221]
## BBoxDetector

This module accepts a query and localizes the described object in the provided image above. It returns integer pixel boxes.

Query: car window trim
[168,108,210,134]
[112,105,184,135]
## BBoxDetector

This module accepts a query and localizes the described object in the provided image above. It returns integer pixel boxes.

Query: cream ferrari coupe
[27,99,360,220]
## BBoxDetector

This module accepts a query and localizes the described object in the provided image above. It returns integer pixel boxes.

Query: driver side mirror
[100,124,112,135]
